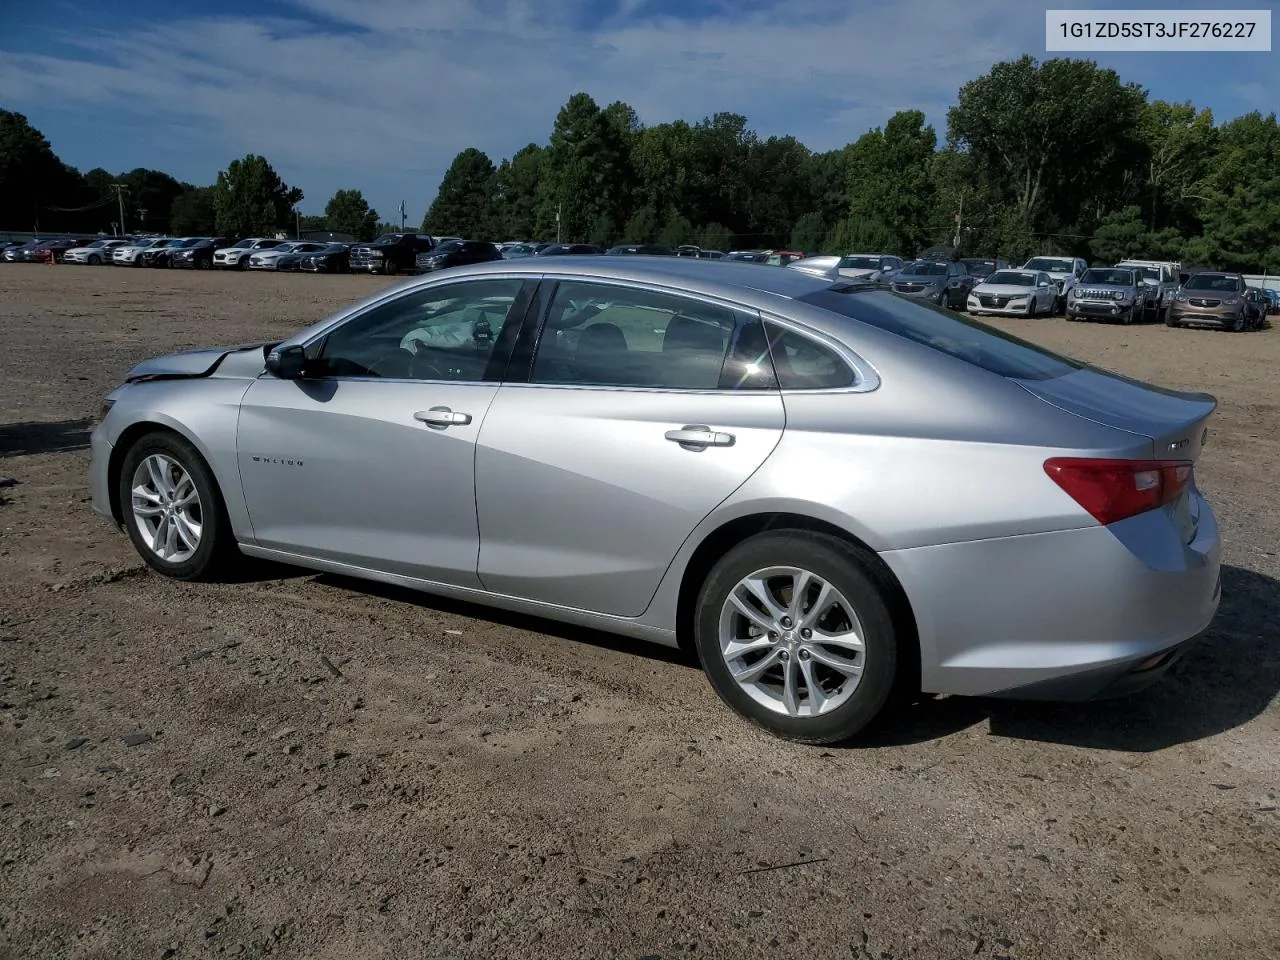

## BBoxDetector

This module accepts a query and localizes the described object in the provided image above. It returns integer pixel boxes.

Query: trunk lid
[1015,367,1215,541]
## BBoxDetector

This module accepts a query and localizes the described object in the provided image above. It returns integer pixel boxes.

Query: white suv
[112,237,170,265]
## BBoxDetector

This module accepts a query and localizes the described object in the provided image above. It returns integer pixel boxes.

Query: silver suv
[1067,267,1145,324]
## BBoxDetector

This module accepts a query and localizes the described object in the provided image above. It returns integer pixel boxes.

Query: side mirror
[266,343,307,379]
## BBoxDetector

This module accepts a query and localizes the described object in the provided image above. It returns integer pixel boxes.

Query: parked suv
[1167,272,1252,331]
[888,259,975,309]
[1022,255,1088,312]
[1117,260,1180,319]
[171,238,232,269]
[348,233,437,275]
[414,240,504,273]
[1067,267,1145,324]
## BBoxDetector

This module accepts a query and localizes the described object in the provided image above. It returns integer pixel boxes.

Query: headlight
[1113,291,1124,301]
[1222,297,1239,305]
[369,250,384,257]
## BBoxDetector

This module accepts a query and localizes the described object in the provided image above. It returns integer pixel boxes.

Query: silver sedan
[88,258,1222,743]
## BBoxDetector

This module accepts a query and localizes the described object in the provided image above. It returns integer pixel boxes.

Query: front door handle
[414,406,472,428]
[665,425,735,448]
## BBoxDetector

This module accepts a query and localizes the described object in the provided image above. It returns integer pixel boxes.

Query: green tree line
[5,54,1280,271]
[423,56,1280,272]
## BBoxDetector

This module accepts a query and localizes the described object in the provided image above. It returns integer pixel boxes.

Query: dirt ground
[1,265,1277,960]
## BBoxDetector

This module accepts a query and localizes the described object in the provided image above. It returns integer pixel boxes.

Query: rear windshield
[798,286,1082,381]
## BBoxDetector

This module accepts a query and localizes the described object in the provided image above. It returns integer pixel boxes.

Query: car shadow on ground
[0,418,93,456]
[311,573,699,668]
[260,562,1275,751]
[860,563,1279,753]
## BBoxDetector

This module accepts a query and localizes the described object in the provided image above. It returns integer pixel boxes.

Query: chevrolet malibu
[89,258,1222,743]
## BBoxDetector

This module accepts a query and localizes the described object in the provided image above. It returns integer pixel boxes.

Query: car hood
[893,274,945,284]
[249,249,293,259]
[837,266,881,278]
[124,343,274,382]
[974,283,1037,297]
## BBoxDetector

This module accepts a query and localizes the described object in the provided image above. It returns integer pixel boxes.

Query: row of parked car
[8,233,1275,331]
[788,252,1278,332]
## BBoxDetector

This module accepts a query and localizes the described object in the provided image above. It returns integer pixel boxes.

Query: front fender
[102,378,256,541]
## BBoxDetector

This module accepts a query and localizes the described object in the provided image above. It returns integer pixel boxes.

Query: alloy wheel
[130,454,203,564]
[717,566,866,718]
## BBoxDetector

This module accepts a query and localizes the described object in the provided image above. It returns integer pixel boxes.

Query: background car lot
[1,268,1278,960]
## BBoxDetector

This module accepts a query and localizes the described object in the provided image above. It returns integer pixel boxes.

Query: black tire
[383,260,397,276]
[694,531,899,744]
[1231,312,1245,332]
[117,430,237,581]
[88,254,101,265]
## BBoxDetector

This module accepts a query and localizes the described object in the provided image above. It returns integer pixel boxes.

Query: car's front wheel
[695,531,899,744]
[88,254,101,265]
[117,431,236,581]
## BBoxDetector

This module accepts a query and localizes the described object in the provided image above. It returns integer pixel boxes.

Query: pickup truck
[348,233,438,275]
[1116,260,1180,320]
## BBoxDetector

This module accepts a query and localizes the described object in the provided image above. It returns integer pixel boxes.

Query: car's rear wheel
[695,531,898,744]
[88,254,101,265]
[118,431,236,581]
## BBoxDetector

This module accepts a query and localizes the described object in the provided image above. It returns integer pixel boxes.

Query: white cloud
[0,0,1270,219]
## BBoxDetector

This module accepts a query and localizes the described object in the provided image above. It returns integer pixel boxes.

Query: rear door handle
[665,425,735,448]
[414,406,472,427]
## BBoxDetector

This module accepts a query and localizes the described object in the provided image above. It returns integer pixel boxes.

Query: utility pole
[112,184,128,236]
[556,201,562,243]
[399,200,406,231]
[952,188,965,250]
[295,208,301,240]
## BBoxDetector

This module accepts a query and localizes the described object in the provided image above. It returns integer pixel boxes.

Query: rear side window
[763,321,855,389]
[798,286,1081,381]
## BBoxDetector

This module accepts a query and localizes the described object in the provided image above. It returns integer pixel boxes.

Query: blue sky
[0,0,1274,223]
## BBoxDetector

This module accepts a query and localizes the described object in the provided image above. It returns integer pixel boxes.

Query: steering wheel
[365,349,416,379]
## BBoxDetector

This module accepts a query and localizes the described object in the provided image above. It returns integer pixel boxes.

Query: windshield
[963,260,997,276]
[1024,257,1073,272]
[1184,274,1242,293]
[1081,269,1134,285]
[837,256,883,270]
[985,271,1035,286]
[902,261,948,276]
[232,239,258,249]
[798,286,1081,381]
[371,234,402,245]
[1137,267,1160,280]
[435,241,463,254]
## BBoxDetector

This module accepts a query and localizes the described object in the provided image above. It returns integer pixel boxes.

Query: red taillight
[1044,458,1193,525]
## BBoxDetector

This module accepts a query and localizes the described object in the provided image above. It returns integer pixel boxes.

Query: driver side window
[311,278,526,381]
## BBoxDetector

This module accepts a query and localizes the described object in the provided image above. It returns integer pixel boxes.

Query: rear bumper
[881,492,1221,701]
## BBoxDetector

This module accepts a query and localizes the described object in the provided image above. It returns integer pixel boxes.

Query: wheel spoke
[173,513,201,551]
[151,516,168,554]
[788,570,813,620]
[172,475,197,507]
[781,656,801,716]
[132,484,162,506]
[722,636,775,662]
[146,457,173,497]
[799,657,827,714]
[741,575,788,622]
[815,629,864,654]
[727,590,776,635]
[132,503,165,519]
[808,645,862,678]
[799,580,834,630]
[163,516,180,557]
[730,649,781,684]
